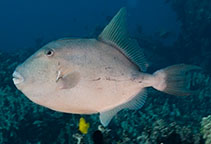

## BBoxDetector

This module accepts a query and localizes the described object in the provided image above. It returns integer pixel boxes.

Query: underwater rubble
[1,0,211,143]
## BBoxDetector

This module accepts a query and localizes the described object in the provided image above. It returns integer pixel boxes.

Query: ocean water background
[0,0,211,144]
[0,0,179,52]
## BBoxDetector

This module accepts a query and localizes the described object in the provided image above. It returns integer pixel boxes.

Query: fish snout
[12,71,24,85]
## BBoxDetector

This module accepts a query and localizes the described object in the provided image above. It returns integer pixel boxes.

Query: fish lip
[12,71,24,85]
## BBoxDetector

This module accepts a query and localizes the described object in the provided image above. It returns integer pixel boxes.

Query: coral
[201,115,211,144]
[72,133,83,144]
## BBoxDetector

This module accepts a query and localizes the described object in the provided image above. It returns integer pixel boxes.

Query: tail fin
[152,64,202,96]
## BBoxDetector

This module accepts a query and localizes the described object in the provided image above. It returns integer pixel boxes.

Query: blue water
[0,0,179,52]
[0,0,210,144]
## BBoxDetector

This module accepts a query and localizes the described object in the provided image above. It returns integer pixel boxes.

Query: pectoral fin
[57,72,80,89]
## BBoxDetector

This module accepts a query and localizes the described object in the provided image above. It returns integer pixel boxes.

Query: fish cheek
[57,71,80,89]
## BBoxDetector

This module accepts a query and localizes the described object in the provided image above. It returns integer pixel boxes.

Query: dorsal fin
[98,8,147,72]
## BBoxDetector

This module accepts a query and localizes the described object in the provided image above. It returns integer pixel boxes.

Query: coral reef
[201,115,211,144]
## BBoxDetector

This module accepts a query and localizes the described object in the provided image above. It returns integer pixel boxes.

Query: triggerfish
[12,8,201,127]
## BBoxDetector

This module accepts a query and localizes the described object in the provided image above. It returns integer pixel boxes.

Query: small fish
[79,117,90,134]
[12,8,202,127]
[156,29,174,39]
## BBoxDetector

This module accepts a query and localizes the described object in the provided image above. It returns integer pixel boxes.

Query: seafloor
[0,0,211,144]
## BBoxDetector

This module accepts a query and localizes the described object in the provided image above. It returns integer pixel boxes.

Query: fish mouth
[12,71,24,85]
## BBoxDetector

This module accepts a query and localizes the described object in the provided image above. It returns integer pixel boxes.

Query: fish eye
[45,49,54,57]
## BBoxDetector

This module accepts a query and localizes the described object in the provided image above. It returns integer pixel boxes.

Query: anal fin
[100,89,147,127]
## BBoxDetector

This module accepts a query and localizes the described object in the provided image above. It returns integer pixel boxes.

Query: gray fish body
[13,8,201,126]
[15,38,143,114]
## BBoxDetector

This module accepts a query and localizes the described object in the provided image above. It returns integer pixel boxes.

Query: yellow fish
[79,117,90,134]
